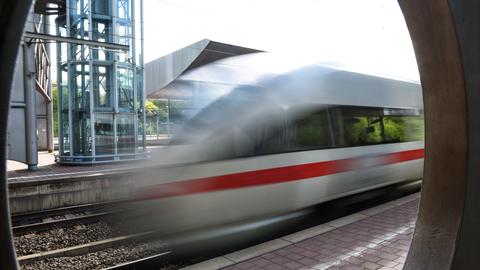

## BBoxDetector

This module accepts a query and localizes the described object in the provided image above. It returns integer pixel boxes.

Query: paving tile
[377,259,398,268]
[264,264,286,270]
[7,146,167,181]
[284,261,303,269]
[324,214,368,228]
[225,239,291,263]
[182,257,234,270]
[176,195,421,270]
[282,224,335,243]
[215,196,420,270]
[361,261,382,270]
[340,264,364,270]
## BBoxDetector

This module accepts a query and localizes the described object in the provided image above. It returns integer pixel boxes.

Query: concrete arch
[0,1,479,269]
[399,1,480,269]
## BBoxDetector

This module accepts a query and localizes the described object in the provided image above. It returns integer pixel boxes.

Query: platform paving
[7,146,166,182]
[184,193,420,270]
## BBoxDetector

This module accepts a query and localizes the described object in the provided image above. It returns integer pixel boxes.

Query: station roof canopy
[145,39,262,99]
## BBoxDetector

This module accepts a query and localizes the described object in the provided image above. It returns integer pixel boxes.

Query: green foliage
[145,99,169,135]
[145,99,159,114]
[343,115,424,146]
[295,112,330,148]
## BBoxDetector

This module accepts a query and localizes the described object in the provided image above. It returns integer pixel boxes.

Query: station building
[7,0,146,168]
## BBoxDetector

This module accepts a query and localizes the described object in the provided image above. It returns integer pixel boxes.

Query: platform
[7,146,166,182]
[7,146,171,213]
[183,193,420,270]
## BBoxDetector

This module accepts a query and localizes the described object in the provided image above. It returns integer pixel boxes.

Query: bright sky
[143,0,419,81]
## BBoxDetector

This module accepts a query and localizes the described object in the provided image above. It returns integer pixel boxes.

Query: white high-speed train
[120,54,424,235]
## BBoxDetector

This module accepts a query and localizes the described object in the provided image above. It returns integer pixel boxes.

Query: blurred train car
[117,53,424,236]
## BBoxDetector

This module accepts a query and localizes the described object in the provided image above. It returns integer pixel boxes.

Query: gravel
[14,221,121,256]
[21,241,176,270]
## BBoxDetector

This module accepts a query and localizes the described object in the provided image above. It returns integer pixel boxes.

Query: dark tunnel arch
[0,1,479,269]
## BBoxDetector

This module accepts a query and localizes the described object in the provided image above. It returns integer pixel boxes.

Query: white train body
[120,54,424,235]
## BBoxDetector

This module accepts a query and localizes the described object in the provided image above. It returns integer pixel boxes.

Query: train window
[286,107,333,151]
[253,110,289,155]
[331,106,424,147]
[383,115,424,142]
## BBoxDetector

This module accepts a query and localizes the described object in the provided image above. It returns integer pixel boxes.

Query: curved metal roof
[145,39,261,98]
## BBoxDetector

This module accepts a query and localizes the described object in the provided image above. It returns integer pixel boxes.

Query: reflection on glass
[72,112,91,156]
[118,67,134,112]
[93,65,113,110]
[137,113,145,152]
[117,114,135,153]
[95,114,114,155]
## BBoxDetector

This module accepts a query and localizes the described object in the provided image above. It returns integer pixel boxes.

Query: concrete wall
[7,47,27,163]
[8,172,140,214]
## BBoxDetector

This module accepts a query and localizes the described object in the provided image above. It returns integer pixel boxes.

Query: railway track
[18,231,173,270]
[13,202,173,269]
[102,251,172,270]
[16,182,422,269]
[13,211,117,234]
[11,201,123,234]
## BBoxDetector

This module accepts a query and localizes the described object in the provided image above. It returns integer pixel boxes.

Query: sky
[143,0,419,81]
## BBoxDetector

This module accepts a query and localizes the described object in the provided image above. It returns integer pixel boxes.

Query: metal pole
[156,114,159,139]
[23,43,38,171]
[166,98,171,135]
[140,0,146,151]
[88,0,95,161]
[45,13,54,153]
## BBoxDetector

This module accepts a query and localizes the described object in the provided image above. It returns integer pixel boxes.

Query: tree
[145,99,159,115]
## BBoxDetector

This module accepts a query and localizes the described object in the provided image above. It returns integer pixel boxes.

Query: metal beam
[24,31,129,51]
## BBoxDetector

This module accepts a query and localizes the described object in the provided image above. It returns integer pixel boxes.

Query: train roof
[177,52,423,110]
[170,53,423,146]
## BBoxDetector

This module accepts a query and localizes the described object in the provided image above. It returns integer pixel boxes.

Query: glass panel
[247,110,287,156]
[332,106,424,147]
[336,107,385,146]
[117,67,134,112]
[72,111,91,156]
[93,65,113,110]
[383,115,425,142]
[135,68,143,111]
[137,113,145,152]
[115,0,133,63]
[117,114,135,153]
[92,0,109,15]
[94,114,114,155]
[288,108,333,151]
[71,64,90,110]
[60,85,70,155]
[70,62,91,157]
[61,112,70,155]
[136,68,145,152]
[92,20,112,61]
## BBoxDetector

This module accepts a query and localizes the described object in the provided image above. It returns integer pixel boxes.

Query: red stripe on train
[137,148,424,200]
